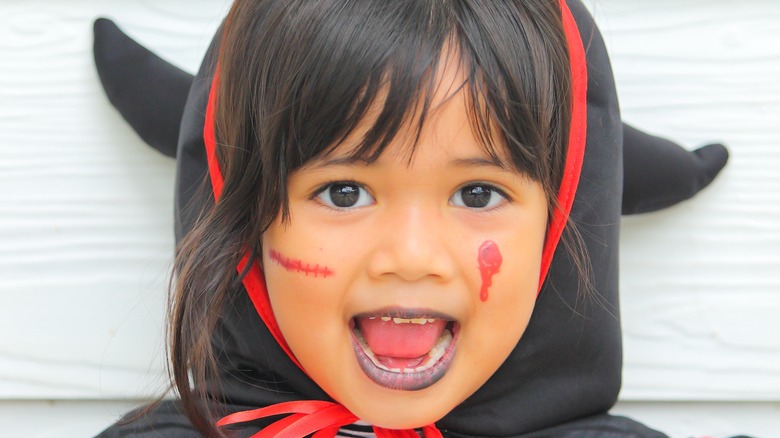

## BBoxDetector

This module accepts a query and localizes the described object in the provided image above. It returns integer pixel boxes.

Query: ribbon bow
[217,400,443,438]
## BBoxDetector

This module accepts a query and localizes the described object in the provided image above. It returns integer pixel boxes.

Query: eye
[315,182,375,209]
[450,183,508,209]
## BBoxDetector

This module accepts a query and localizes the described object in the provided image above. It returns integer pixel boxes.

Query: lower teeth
[354,327,453,374]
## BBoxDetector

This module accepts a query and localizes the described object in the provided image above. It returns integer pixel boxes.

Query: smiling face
[261,60,548,428]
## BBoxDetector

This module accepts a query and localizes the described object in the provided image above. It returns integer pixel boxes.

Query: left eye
[450,184,507,209]
[315,182,375,209]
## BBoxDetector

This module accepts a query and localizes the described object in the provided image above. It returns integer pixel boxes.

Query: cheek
[470,231,544,338]
[261,226,355,359]
[468,243,539,366]
[262,247,352,387]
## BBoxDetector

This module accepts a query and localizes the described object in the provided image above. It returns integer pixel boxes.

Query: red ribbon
[204,0,586,435]
[217,401,443,438]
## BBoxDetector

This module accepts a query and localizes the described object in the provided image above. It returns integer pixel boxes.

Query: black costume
[94,1,728,436]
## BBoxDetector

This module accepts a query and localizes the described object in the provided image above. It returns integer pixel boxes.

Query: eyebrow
[448,156,510,171]
[305,154,511,171]
[309,155,371,168]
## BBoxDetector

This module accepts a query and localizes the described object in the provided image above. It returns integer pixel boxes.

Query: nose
[366,202,457,283]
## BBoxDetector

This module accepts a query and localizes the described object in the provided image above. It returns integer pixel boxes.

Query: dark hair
[171,1,573,436]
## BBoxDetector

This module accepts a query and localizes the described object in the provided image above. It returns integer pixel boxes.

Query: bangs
[274,1,553,176]
[271,0,466,167]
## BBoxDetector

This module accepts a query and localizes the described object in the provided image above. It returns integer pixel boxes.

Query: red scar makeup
[269,249,334,278]
[477,240,502,302]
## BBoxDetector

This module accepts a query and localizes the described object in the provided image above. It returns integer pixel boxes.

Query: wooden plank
[589,0,780,400]
[0,0,225,399]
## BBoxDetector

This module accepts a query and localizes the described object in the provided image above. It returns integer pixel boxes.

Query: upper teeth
[369,316,436,325]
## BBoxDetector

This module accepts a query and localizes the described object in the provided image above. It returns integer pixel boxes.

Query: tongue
[356,317,448,362]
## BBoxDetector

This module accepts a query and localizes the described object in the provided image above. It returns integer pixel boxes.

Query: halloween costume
[94,1,727,436]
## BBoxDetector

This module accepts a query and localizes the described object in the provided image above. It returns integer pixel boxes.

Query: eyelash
[311,180,375,210]
[450,182,511,210]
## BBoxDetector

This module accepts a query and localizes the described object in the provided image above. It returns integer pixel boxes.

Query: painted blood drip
[269,250,334,278]
[477,240,502,302]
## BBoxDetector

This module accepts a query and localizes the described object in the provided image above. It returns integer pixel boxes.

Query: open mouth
[349,310,459,391]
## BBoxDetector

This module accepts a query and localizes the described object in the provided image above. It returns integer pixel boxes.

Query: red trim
[203,75,222,200]
[538,0,588,294]
[203,68,302,370]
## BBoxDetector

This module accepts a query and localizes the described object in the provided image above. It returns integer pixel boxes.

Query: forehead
[307,49,512,170]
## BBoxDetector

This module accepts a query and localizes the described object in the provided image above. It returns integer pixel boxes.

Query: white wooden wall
[0,0,778,436]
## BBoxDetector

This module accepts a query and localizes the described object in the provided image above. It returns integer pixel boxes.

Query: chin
[332,355,473,430]
[349,392,456,429]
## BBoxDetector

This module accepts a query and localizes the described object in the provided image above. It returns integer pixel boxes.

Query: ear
[93,18,195,158]
[621,123,729,215]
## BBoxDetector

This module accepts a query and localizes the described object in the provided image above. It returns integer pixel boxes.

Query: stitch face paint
[269,249,334,278]
[478,240,502,302]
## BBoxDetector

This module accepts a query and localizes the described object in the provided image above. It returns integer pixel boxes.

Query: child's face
[261,60,548,428]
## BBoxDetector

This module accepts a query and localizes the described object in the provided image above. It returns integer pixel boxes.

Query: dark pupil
[330,184,359,207]
[461,186,491,208]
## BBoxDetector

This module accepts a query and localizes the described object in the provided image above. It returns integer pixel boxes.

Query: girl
[98,0,675,436]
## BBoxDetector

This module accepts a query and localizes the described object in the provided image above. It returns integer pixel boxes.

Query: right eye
[450,183,508,210]
[315,182,375,209]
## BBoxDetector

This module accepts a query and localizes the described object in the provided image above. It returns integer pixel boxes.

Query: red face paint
[269,249,334,278]
[477,240,502,302]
